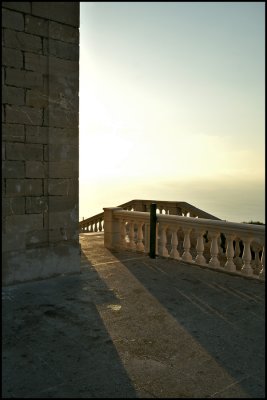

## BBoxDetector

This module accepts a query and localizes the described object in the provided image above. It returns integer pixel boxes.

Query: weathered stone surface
[2,2,31,13]
[2,232,26,252]
[6,105,43,125]
[6,68,43,89]
[26,89,49,108]
[6,142,25,160]
[48,209,77,230]
[2,8,24,31]
[25,144,43,160]
[26,196,48,214]
[25,52,47,72]
[44,106,77,128]
[48,161,78,178]
[26,161,47,178]
[5,213,43,233]
[2,47,23,68]
[47,178,76,196]
[48,144,78,161]
[2,123,25,142]
[6,178,43,196]
[2,161,24,178]
[26,126,48,144]
[2,197,25,215]
[43,38,79,61]
[48,195,77,212]
[26,229,48,247]
[2,85,25,105]
[3,29,42,53]
[25,14,48,37]
[32,2,79,27]
[49,21,79,44]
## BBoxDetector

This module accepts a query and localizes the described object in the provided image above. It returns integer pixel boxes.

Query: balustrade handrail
[104,207,265,281]
[79,199,221,232]
[114,210,265,241]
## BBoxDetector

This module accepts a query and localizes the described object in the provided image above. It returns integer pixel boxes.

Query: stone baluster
[259,246,265,280]
[169,228,180,260]
[136,222,145,252]
[208,231,220,268]
[158,224,168,257]
[182,228,192,262]
[241,238,253,276]
[120,220,127,249]
[128,221,136,250]
[195,229,206,265]
[224,234,236,272]
[233,238,242,268]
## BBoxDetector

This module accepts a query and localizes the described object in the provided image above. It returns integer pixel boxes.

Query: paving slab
[2,233,265,398]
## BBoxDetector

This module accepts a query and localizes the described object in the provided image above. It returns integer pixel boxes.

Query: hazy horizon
[79,2,265,224]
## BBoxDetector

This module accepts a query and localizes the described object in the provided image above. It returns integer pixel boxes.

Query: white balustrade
[224,234,236,272]
[195,229,206,265]
[103,208,265,281]
[158,224,169,257]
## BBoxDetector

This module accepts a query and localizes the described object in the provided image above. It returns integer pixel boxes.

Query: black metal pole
[149,203,157,258]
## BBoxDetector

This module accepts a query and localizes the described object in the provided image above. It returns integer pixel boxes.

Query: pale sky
[79,2,265,223]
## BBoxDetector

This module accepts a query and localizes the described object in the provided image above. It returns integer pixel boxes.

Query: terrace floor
[2,232,265,398]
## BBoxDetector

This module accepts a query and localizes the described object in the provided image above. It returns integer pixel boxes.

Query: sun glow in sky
[79,2,265,223]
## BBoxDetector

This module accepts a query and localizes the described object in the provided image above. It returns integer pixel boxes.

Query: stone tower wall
[2,2,80,285]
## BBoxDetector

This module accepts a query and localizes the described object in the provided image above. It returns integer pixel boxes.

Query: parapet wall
[2,2,80,285]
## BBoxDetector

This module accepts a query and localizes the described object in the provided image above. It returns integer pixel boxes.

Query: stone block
[25,179,43,196]
[3,29,42,53]
[48,226,77,243]
[25,144,43,161]
[26,89,49,108]
[48,144,78,161]
[48,178,74,195]
[2,47,23,68]
[26,196,48,214]
[44,145,48,161]
[2,85,25,105]
[2,197,25,216]
[6,105,43,125]
[25,14,48,37]
[43,38,79,61]
[26,229,49,248]
[46,127,77,145]
[44,106,77,128]
[6,68,43,89]
[2,123,25,142]
[2,243,80,285]
[2,232,26,252]
[2,143,5,160]
[48,209,77,230]
[25,52,48,73]
[25,126,48,144]
[26,161,47,178]
[5,213,43,234]
[48,195,77,212]
[49,21,79,44]
[2,161,24,178]
[49,161,78,178]
[31,2,79,27]
[6,142,25,160]
[6,179,43,196]
[2,8,24,31]
[6,179,25,196]
[2,2,31,13]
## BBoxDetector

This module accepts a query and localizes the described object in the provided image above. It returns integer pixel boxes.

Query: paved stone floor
[2,233,265,398]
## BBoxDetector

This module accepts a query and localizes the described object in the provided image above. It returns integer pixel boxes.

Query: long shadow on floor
[110,250,265,398]
[2,252,137,398]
